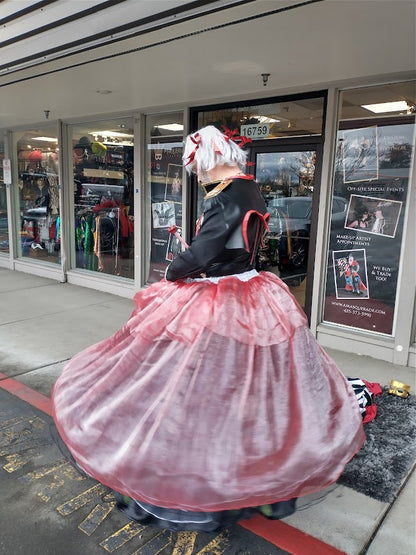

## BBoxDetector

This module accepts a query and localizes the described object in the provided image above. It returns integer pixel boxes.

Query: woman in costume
[347,208,370,230]
[52,125,365,532]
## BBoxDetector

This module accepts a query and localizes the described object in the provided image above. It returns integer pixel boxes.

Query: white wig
[183,125,248,176]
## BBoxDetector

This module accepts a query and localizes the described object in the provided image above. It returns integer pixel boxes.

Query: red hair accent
[185,132,201,166]
[222,126,252,148]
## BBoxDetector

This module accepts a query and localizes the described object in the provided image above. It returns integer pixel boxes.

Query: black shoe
[258,498,297,520]
[114,492,153,524]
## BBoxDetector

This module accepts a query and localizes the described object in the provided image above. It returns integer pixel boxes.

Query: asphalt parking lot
[0,387,292,555]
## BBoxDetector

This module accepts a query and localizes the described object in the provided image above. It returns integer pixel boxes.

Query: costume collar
[202,180,232,199]
[201,174,254,198]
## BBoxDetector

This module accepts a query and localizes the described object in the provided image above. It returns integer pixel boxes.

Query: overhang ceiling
[0,0,415,128]
[0,0,258,75]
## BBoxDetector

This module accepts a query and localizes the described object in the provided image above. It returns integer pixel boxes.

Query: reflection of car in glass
[0,210,8,229]
[0,210,8,250]
[263,196,348,269]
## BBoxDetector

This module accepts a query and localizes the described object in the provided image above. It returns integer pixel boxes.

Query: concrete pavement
[0,266,415,555]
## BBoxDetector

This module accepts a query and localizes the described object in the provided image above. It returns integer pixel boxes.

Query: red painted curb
[0,372,53,416]
[239,514,347,554]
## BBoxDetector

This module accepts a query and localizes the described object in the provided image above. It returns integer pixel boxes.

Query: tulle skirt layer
[52,271,365,511]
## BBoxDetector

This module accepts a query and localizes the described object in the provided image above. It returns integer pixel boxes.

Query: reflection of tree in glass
[343,133,376,177]
[286,151,315,196]
[379,143,412,168]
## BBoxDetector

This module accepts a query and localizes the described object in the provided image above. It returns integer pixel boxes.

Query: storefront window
[194,94,325,313]
[13,128,60,263]
[71,119,134,279]
[196,94,325,139]
[255,149,317,308]
[145,113,184,284]
[323,81,416,335]
[0,137,8,253]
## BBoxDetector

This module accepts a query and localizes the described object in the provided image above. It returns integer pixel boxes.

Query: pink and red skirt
[52,270,365,512]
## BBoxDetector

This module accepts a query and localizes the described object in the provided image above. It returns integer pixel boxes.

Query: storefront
[0,1,414,367]
[1,80,414,367]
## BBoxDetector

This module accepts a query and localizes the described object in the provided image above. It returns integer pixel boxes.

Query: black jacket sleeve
[165,179,267,282]
[165,196,231,281]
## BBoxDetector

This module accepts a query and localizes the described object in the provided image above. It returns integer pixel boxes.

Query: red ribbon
[185,132,201,166]
[222,126,252,148]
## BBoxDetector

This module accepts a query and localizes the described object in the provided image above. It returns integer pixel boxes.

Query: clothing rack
[74,204,121,272]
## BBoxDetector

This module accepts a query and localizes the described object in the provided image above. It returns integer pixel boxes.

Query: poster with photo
[342,126,378,183]
[147,138,183,283]
[345,194,402,238]
[164,164,183,203]
[377,123,415,178]
[333,249,369,300]
[323,119,415,334]
[152,201,176,229]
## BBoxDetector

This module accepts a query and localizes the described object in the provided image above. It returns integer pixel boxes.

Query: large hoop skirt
[52,271,365,511]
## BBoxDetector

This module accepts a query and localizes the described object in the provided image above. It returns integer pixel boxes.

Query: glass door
[251,144,324,319]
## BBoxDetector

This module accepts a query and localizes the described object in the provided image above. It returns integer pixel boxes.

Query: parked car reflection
[260,196,348,271]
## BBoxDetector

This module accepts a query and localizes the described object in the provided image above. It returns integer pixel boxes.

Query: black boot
[258,497,297,519]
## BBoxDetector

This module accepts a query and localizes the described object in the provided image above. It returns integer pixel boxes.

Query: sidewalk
[0,267,415,555]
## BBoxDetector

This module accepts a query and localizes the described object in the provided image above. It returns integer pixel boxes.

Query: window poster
[147,138,184,283]
[324,121,415,334]
[342,126,379,183]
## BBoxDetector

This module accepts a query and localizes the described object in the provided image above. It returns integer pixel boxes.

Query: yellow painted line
[1,415,45,433]
[0,416,46,451]
[38,476,65,502]
[195,530,231,554]
[29,416,47,431]
[20,459,68,482]
[171,531,198,555]
[0,415,29,430]
[78,501,116,536]
[99,521,144,552]
[57,483,108,515]
[130,530,173,555]
[3,453,30,473]
[60,463,87,482]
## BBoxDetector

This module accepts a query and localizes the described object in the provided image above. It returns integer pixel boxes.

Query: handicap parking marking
[19,459,68,480]
[0,414,47,451]
[190,530,231,555]
[1,377,341,554]
[3,451,32,472]
[128,530,174,555]
[57,483,109,515]
[170,531,197,555]
[79,501,117,536]
[99,521,146,552]
[127,530,231,555]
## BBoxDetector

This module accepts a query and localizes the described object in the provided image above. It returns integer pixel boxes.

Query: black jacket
[166,178,268,281]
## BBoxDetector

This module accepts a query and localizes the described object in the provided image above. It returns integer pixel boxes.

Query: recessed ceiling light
[89,130,133,138]
[258,116,280,124]
[362,101,409,113]
[157,124,184,131]
[31,136,58,142]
